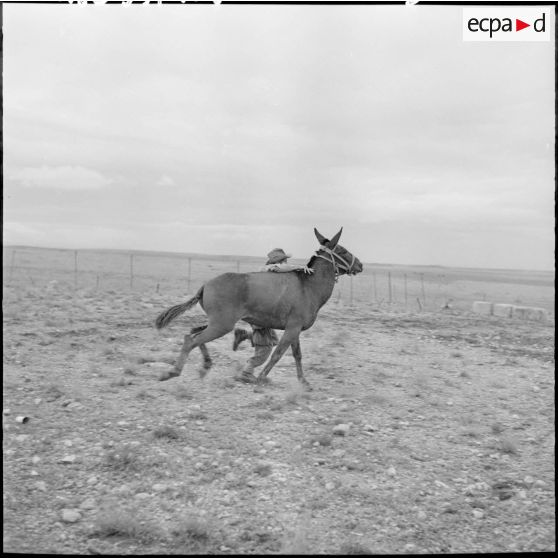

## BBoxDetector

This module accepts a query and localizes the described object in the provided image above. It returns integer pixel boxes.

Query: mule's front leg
[159,334,194,381]
[256,327,301,385]
[291,337,312,391]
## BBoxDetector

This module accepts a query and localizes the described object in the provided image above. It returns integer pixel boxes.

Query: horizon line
[3,243,554,275]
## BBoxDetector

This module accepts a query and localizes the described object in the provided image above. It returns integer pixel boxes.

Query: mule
[154,227,363,389]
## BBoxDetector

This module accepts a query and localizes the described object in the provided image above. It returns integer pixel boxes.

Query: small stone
[34,398,42,405]
[135,492,150,499]
[523,475,534,485]
[417,510,427,520]
[325,482,335,490]
[532,386,541,392]
[363,424,377,432]
[3,409,11,415]
[79,498,96,510]
[31,455,41,464]
[86,476,98,485]
[387,467,397,477]
[472,509,484,519]
[332,449,346,458]
[332,424,350,436]
[534,480,546,488]
[152,483,168,493]
[35,481,47,492]
[61,509,82,523]
[30,470,39,476]
[15,434,29,442]
[263,440,279,448]
[61,455,77,464]
[61,399,73,407]
[113,484,131,495]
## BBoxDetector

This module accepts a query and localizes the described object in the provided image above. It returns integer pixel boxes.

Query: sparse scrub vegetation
[103,444,141,471]
[110,376,132,387]
[281,513,311,554]
[152,425,181,440]
[498,436,519,455]
[169,516,212,550]
[92,509,162,543]
[254,463,272,476]
[308,433,333,447]
[174,385,192,399]
[491,422,505,434]
[188,410,207,421]
[339,541,374,555]
[44,383,65,401]
[123,363,139,375]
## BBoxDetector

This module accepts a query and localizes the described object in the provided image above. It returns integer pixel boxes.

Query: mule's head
[314,227,363,276]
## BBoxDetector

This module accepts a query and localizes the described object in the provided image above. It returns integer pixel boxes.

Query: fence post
[130,254,134,289]
[420,273,426,306]
[388,272,392,304]
[9,250,16,283]
[404,273,408,309]
[74,250,78,289]
[187,257,192,293]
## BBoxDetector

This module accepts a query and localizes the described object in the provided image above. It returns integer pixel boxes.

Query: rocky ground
[3,282,555,554]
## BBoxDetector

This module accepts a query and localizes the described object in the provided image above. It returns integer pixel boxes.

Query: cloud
[156,174,176,187]
[10,165,112,190]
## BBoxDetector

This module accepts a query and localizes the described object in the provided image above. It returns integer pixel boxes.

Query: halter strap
[314,245,356,280]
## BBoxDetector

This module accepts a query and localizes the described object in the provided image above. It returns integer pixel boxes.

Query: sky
[2,2,555,270]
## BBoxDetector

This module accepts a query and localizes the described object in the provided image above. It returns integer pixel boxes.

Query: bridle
[314,245,357,280]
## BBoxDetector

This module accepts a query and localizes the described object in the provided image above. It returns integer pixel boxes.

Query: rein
[314,245,356,280]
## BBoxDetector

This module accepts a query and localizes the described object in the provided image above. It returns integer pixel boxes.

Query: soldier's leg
[238,327,274,383]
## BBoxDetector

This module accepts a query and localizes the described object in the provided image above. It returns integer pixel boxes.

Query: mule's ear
[329,227,343,248]
[314,228,327,245]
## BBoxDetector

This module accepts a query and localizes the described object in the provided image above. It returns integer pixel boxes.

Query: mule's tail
[155,286,204,330]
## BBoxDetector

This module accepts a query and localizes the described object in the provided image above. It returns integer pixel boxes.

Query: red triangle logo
[516,19,530,32]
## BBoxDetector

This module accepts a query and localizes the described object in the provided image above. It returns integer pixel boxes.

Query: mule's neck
[307,254,337,308]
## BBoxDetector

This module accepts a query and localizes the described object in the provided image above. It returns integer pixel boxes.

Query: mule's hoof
[253,385,265,393]
[301,380,313,392]
[255,375,270,386]
[235,373,256,384]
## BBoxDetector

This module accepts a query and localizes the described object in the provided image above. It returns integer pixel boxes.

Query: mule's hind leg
[198,344,212,378]
[189,326,213,378]
[159,333,196,381]
[291,338,312,391]
[159,322,233,381]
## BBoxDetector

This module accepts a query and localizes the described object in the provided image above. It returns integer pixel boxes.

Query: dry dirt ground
[3,282,555,554]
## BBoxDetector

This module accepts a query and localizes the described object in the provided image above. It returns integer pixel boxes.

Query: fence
[3,246,555,314]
